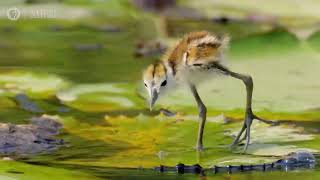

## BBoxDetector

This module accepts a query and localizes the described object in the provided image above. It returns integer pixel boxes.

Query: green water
[0,1,320,179]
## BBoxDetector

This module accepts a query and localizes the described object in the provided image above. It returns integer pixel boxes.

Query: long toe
[195,145,204,151]
[243,143,249,154]
[230,126,247,149]
[230,141,238,150]
[242,122,252,153]
[238,130,248,143]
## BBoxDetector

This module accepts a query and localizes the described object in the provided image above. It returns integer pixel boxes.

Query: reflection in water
[155,151,317,175]
[24,154,318,180]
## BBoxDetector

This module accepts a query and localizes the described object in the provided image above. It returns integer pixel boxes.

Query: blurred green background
[0,0,319,179]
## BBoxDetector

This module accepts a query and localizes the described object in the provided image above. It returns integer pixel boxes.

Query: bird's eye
[161,80,167,86]
[144,83,147,87]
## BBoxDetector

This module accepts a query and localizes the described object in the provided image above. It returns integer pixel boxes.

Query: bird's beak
[149,89,158,111]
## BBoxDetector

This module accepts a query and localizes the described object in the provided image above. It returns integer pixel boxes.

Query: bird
[142,31,276,152]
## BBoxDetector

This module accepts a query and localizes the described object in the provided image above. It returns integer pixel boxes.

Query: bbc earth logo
[6,7,56,21]
[7,7,21,21]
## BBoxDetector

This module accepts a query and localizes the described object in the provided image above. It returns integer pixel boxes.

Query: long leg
[189,84,207,151]
[212,63,276,152]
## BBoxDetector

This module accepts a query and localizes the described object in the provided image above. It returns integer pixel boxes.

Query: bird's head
[142,61,170,110]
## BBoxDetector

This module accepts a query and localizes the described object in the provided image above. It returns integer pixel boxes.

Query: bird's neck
[163,61,175,79]
[163,61,183,91]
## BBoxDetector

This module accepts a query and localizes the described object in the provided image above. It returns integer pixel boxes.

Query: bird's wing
[183,33,229,66]
[163,31,229,75]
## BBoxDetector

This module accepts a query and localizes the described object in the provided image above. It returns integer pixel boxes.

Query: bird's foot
[230,141,240,151]
[229,141,238,151]
[195,144,204,151]
[230,116,253,152]
[230,111,278,153]
[229,128,246,150]
[230,133,250,153]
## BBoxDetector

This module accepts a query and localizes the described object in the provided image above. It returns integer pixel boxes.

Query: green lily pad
[214,155,278,166]
[57,83,135,111]
[57,83,128,102]
[0,160,99,180]
[228,122,318,156]
[0,175,16,180]
[0,71,68,98]
[239,123,314,143]
[238,144,318,156]
[25,113,318,169]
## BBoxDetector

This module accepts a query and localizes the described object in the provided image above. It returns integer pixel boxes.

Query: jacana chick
[142,31,275,152]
